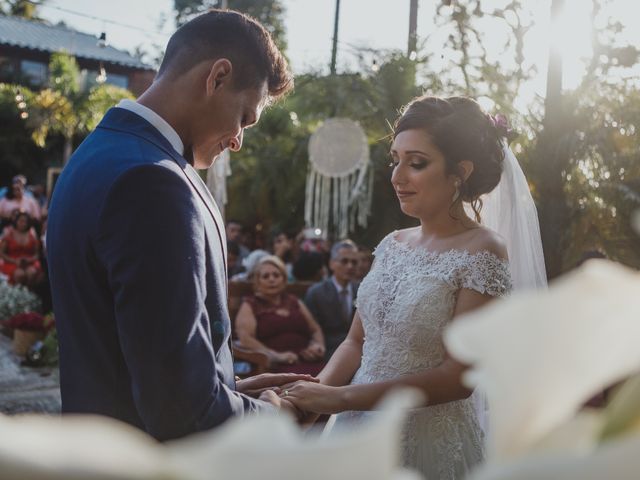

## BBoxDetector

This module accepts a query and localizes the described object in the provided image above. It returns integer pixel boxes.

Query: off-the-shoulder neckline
[387,231,509,266]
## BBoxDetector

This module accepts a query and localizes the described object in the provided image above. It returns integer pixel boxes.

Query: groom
[47,10,306,441]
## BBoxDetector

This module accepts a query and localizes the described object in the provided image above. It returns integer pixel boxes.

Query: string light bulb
[15,88,28,119]
[96,62,107,84]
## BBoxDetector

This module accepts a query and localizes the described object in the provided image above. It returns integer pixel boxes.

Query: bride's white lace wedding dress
[335,231,512,479]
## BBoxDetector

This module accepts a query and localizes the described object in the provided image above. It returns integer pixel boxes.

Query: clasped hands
[236,372,345,422]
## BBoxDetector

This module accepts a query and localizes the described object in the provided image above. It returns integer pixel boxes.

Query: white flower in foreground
[168,389,422,480]
[0,414,166,480]
[0,390,422,480]
[444,260,640,479]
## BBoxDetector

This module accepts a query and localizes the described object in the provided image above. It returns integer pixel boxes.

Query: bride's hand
[281,381,347,415]
[237,373,318,398]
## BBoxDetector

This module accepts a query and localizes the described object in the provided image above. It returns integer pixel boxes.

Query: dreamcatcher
[305,118,373,239]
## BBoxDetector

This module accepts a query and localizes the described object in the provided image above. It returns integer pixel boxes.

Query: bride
[281,96,545,478]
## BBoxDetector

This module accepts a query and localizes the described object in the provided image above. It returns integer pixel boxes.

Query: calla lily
[0,414,166,480]
[444,260,640,478]
[0,390,422,480]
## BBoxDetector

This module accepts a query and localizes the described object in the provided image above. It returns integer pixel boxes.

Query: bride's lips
[396,190,416,199]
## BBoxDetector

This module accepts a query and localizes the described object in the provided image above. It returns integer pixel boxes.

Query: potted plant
[0,276,42,338]
[6,312,54,356]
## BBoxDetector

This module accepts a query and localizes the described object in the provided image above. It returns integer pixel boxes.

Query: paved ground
[0,334,60,414]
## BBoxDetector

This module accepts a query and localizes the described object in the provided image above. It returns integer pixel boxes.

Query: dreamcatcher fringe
[304,164,373,239]
[304,169,315,231]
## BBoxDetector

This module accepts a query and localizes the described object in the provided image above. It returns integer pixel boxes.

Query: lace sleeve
[372,231,396,258]
[460,251,512,297]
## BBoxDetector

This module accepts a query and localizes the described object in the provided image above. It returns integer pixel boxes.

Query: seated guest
[227,240,244,278]
[0,212,43,287]
[29,183,49,218]
[226,219,250,260]
[230,249,269,282]
[0,177,41,225]
[304,239,359,360]
[292,250,327,282]
[235,255,325,375]
[270,229,294,281]
[297,227,329,254]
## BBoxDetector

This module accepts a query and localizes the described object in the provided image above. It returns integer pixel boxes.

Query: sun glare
[550,0,594,89]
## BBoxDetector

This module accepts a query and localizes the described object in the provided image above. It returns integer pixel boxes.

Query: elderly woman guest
[235,255,326,375]
[0,211,43,287]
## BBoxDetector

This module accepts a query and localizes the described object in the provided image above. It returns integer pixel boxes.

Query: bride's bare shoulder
[467,227,508,260]
[393,226,421,243]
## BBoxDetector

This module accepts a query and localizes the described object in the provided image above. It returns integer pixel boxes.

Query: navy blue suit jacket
[47,107,269,440]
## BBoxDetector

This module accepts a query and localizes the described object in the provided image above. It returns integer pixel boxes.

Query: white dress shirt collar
[116,99,184,156]
[331,276,352,296]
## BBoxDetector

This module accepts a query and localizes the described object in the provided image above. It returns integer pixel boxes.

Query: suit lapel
[180,164,228,274]
[325,279,346,324]
[98,108,228,285]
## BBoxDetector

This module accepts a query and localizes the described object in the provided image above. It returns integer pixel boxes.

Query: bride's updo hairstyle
[394,95,505,220]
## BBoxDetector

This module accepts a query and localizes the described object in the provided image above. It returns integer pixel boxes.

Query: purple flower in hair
[487,113,516,141]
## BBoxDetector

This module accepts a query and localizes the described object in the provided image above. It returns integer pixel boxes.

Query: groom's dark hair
[157,9,293,101]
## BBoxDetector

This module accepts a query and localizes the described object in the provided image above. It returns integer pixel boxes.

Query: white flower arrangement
[0,276,42,322]
[0,390,421,479]
[445,260,640,479]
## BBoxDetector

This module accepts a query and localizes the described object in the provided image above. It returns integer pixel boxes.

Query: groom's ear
[458,160,474,182]
[205,58,233,95]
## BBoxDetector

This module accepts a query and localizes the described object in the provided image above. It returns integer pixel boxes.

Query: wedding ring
[284,390,289,397]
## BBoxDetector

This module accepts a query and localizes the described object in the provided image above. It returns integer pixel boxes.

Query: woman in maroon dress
[235,255,326,375]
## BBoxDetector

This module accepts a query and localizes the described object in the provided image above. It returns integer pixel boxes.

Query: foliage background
[1,0,638,276]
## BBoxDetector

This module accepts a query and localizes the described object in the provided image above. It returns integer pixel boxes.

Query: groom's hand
[237,373,319,398]
[259,390,303,419]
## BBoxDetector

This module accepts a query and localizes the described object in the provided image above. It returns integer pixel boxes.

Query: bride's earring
[452,179,461,203]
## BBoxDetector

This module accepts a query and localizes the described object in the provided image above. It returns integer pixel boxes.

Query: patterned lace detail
[343,231,512,479]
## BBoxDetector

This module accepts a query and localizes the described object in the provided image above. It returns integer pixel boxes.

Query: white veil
[470,140,548,435]
[480,141,547,290]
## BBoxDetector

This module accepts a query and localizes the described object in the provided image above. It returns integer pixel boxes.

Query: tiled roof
[0,15,153,70]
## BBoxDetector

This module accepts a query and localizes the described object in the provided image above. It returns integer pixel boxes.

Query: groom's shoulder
[468,227,508,260]
[72,118,181,177]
